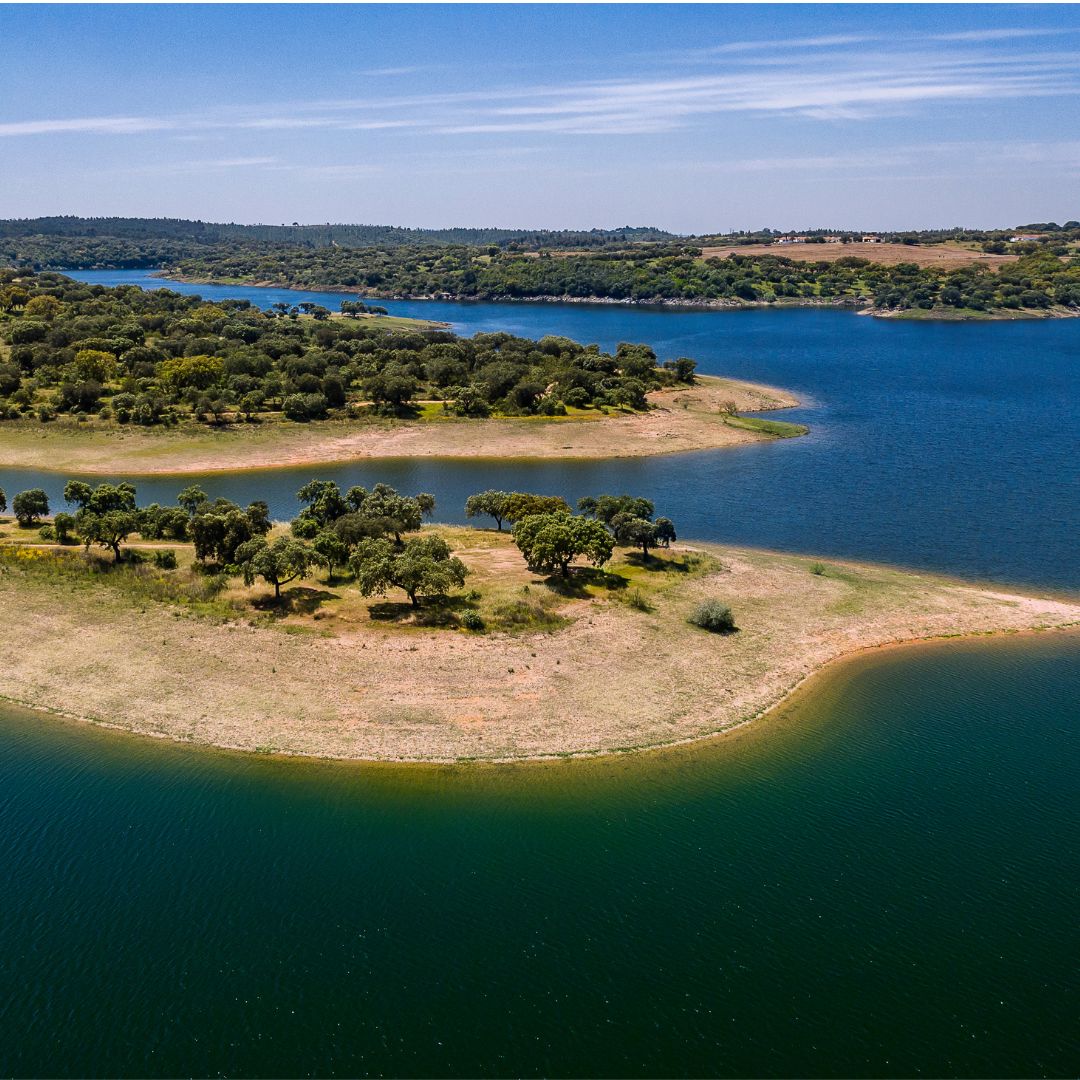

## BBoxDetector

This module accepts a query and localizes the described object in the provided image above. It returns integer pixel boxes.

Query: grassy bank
[722,414,808,438]
[0,375,802,474]
[1,521,1076,762]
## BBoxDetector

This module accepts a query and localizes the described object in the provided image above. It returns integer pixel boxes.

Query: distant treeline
[158,246,1080,314]
[0,217,675,264]
[3,217,1079,314]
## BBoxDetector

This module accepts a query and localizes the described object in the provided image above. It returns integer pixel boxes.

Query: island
[1,478,1076,762]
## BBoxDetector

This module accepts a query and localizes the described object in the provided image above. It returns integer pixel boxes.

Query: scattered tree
[12,488,49,527]
[464,489,510,530]
[235,535,313,600]
[350,534,468,608]
[512,513,614,577]
[65,482,139,561]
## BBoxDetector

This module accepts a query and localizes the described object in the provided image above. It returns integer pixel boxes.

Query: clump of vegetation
[722,414,808,439]
[153,549,178,569]
[688,599,737,633]
[577,493,676,559]
[489,596,567,633]
[625,589,653,612]
[0,269,693,429]
[459,609,484,631]
[809,562,828,576]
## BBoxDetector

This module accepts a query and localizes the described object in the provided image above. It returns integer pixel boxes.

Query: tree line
[0,270,696,426]
[131,245,1080,313]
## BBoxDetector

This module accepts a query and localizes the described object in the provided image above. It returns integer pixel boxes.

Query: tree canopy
[349,534,468,607]
[512,513,614,577]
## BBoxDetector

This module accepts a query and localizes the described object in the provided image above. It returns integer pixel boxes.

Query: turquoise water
[2,634,1078,1077]
[1,273,1078,1076]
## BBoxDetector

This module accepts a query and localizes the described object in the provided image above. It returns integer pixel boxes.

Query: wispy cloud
[121,156,280,177]
[362,65,427,77]
[3,33,1078,143]
[0,115,175,137]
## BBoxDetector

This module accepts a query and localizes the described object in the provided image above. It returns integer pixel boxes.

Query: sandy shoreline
[0,375,802,476]
[2,534,1076,764]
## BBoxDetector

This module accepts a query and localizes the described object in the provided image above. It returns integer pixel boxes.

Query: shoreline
[2,622,1076,767]
[0,375,804,476]
[152,271,1079,321]
[1,534,1076,764]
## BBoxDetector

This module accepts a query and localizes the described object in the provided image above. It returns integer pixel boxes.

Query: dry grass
[1,525,1077,763]
[700,242,1019,269]
[0,375,801,475]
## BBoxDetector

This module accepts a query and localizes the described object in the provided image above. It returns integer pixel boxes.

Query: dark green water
[2,635,1078,1077]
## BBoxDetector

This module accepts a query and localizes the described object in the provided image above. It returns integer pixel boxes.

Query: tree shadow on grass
[624,551,698,573]
[541,566,629,599]
[253,586,340,617]
[368,594,470,627]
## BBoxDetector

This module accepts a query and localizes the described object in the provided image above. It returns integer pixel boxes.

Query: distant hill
[0,216,677,249]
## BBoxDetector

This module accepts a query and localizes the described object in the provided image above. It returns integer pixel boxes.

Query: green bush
[688,599,736,633]
[626,588,653,612]
[153,549,178,570]
[460,609,484,631]
[809,562,827,576]
[38,524,56,541]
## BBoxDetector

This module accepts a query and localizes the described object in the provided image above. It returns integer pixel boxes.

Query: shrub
[460,609,484,631]
[626,588,653,612]
[688,599,736,633]
[153,549,178,569]
[282,392,329,421]
[809,562,827,576]
[38,524,56,541]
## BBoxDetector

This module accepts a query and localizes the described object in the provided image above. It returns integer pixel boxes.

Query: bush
[809,562,827,576]
[626,588,653,612]
[38,524,56,541]
[153,549,178,569]
[688,599,736,633]
[459,609,484,631]
[282,393,329,421]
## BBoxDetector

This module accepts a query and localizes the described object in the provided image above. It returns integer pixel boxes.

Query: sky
[1,3,1078,233]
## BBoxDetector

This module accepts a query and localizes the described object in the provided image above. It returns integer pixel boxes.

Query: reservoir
[0,271,1077,1076]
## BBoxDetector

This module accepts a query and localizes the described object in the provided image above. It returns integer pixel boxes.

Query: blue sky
[2,4,1078,232]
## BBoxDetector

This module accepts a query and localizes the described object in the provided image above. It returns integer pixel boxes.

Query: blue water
[14,268,1078,592]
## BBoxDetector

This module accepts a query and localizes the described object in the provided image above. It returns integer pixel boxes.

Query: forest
[0,270,694,427]
[154,245,1080,313]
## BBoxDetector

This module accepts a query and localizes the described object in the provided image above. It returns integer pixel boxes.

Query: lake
[5,269,1078,591]
[0,271,1077,1077]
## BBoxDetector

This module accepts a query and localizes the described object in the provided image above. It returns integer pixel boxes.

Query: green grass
[0,545,244,621]
[722,415,809,439]
[886,306,1048,322]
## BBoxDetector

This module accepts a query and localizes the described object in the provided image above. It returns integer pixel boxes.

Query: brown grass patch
[700,242,1019,269]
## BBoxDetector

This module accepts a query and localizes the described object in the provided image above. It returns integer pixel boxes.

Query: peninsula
[0,269,803,473]
[1,481,1076,763]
